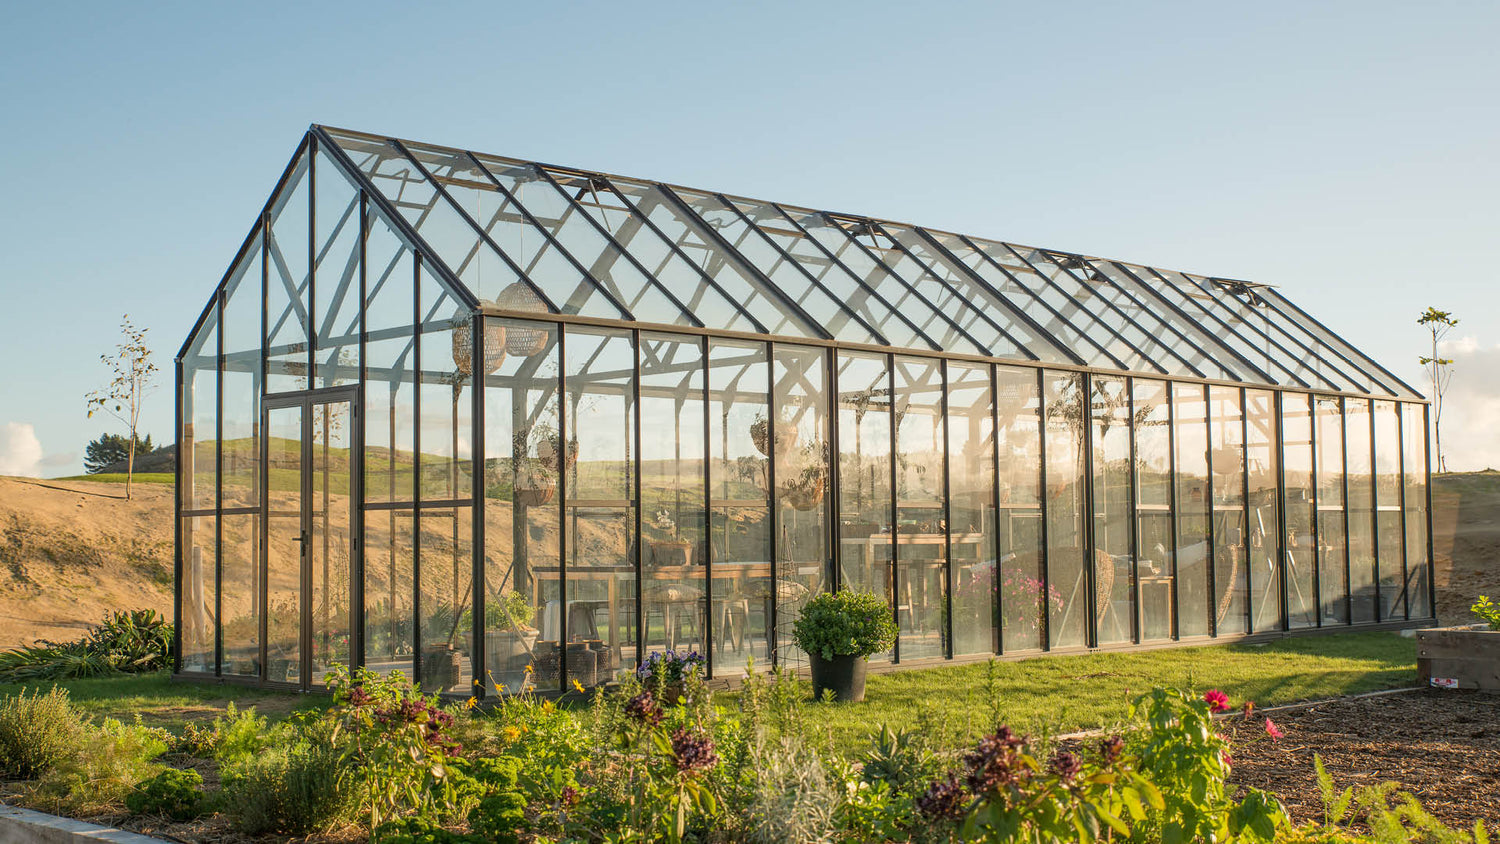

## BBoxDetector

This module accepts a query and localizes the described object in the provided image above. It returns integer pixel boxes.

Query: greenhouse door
[264,388,358,690]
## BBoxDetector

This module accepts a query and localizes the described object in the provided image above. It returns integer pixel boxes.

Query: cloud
[0,422,44,477]
[1430,337,1500,471]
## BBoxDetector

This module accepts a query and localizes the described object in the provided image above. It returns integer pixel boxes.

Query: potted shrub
[1417,596,1500,691]
[791,590,898,703]
[485,589,537,683]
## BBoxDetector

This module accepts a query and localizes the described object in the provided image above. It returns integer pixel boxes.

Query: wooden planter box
[1417,625,1500,690]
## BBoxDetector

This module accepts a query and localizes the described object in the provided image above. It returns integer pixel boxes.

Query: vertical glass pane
[222,237,262,509]
[267,153,310,393]
[1345,399,1377,622]
[640,334,708,662]
[1403,404,1431,618]
[1282,393,1318,628]
[309,400,353,681]
[1210,386,1248,636]
[313,151,362,390]
[894,355,947,660]
[1133,379,1173,642]
[564,326,636,685]
[1174,383,1211,638]
[182,316,217,511]
[483,318,560,693]
[364,221,417,506]
[265,405,303,683]
[836,351,893,662]
[1246,390,1281,632]
[997,366,1045,652]
[220,512,260,676]
[1316,396,1349,625]
[1375,401,1404,620]
[707,339,771,675]
[1091,375,1133,646]
[949,362,996,656]
[772,345,830,665]
[364,508,415,680]
[1043,371,1086,649]
[418,307,474,503]
[418,506,474,694]
[179,515,216,673]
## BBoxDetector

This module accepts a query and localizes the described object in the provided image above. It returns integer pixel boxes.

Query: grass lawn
[1,631,1414,752]
[53,472,175,485]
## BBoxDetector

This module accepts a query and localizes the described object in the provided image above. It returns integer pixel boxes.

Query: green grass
[53,472,175,485]
[0,632,1414,751]
[775,631,1415,753]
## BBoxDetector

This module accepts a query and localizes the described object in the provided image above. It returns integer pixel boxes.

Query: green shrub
[791,590,899,660]
[0,609,172,682]
[221,724,353,835]
[33,717,169,815]
[1472,596,1500,629]
[125,768,206,820]
[0,687,87,779]
[373,816,484,844]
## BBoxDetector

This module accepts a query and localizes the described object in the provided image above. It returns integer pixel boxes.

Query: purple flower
[965,727,1030,793]
[624,690,664,726]
[1098,735,1126,765]
[915,773,968,820]
[670,728,718,775]
[1048,750,1083,785]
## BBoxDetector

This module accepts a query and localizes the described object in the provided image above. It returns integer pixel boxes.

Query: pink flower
[1204,689,1230,713]
[1264,718,1284,742]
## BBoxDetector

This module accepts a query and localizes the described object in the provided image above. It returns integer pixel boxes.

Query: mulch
[1225,689,1500,830]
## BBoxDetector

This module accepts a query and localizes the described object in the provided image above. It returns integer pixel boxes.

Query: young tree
[1417,307,1458,473]
[87,316,158,499]
[83,432,155,474]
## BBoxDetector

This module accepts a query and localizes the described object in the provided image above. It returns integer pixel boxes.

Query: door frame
[261,385,360,690]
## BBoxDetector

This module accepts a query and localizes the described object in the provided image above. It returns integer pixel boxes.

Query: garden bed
[1225,688,1500,829]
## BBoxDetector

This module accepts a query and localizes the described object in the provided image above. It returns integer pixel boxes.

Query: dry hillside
[0,470,1496,651]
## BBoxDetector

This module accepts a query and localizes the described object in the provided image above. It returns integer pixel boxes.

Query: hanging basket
[496,282,550,357]
[750,417,799,457]
[451,316,508,377]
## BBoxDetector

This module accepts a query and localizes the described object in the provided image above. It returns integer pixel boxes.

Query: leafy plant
[487,589,535,632]
[636,649,705,698]
[1472,596,1500,629]
[0,687,87,779]
[33,717,169,815]
[221,719,354,835]
[792,589,899,660]
[0,609,172,682]
[126,768,206,820]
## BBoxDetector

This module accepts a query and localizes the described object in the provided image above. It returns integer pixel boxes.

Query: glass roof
[313,125,1420,400]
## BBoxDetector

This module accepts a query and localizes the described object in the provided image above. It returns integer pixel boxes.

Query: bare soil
[1227,689,1500,830]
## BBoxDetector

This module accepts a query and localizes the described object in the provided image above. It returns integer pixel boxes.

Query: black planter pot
[808,652,867,703]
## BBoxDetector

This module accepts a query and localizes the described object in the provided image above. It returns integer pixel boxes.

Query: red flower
[1264,718,1284,742]
[1203,689,1230,713]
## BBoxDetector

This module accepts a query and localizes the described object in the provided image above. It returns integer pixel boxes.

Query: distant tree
[87,316,158,499]
[1417,307,1458,473]
[83,433,155,474]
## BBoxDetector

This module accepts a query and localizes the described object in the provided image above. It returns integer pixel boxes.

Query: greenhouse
[175,125,1435,696]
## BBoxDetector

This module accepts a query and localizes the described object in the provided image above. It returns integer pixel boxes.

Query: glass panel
[949,362,996,656]
[309,399,353,682]
[1013,247,1157,374]
[364,509,415,681]
[1246,390,1281,632]
[564,326,636,685]
[179,515,215,672]
[1375,401,1404,620]
[267,153,310,393]
[418,307,474,503]
[1403,404,1431,618]
[894,356,947,659]
[707,339,772,675]
[1086,262,1239,382]
[265,405,303,684]
[483,318,561,693]
[836,351,893,663]
[220,512,260,676]
[1282,393,1318,628]
[1174,383,1211,638]
[1133,379,1173,642]
[222,236,262,509]
[182,317,217,511]
[996,366,1045,652]
[640,334,708,661]
[1210,386,1248,635]
[313,150,362,390]
[1091,375,1133,646]
[418,506,474,695]
[1345,399,1377,622]
[772,344,830,665]
[1042,371,1086,648]
[364,221,417,506]
[1316,396,1349,625]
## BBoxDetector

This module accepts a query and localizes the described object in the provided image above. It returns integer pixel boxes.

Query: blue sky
[2,1,1497,475]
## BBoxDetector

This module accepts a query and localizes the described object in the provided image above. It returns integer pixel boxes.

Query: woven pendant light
[451,315,508,377]
[496,281,549,356]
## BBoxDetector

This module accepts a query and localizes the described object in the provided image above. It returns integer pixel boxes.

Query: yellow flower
[502,725,522,742]
[524,663,534,675]
[465,696,478,710]
[571,678,586,693]
[542,700,555,714]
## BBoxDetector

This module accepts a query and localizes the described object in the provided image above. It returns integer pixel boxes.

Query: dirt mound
[0,476,172,648]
